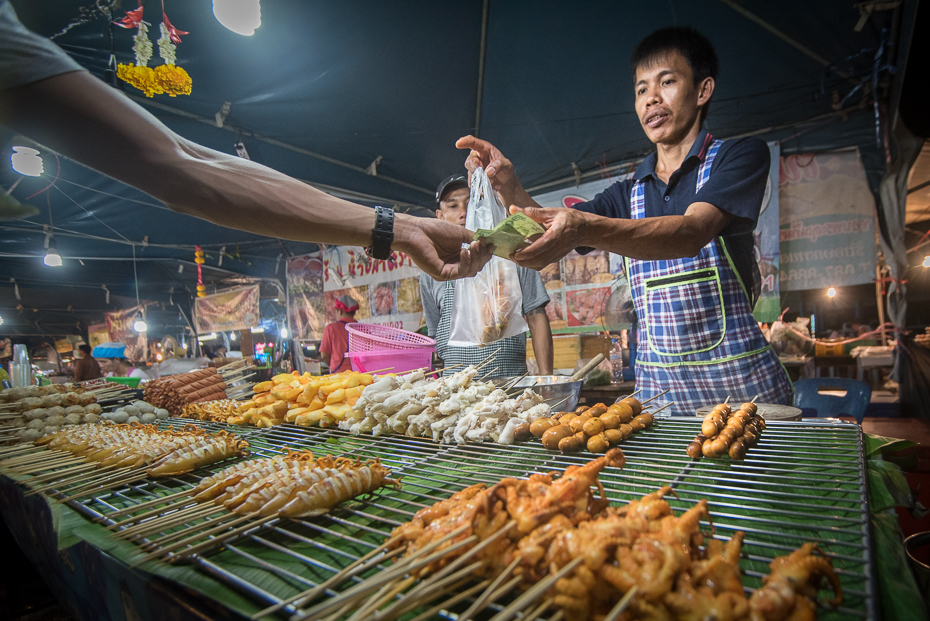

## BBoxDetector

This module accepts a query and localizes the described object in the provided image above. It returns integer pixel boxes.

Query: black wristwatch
[365,206,394,260]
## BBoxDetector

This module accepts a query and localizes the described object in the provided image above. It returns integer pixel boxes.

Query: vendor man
[420,174,553,378]
[456,27,792,413]
[93,342,150,380]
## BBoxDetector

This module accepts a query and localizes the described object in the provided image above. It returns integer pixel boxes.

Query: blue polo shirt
[574,131,769,299]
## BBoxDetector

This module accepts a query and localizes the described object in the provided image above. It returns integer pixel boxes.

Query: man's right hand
[456,135,541,214]
[394,215,492,281]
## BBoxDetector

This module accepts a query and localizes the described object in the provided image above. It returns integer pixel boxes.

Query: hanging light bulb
[11,146,43,176]
[923,255,930,268]
[826,287,837,298]
[133,314,148,332]
[230,331,237,341]
[280,327,288,338]
[213,0,261,36]
[44,237,62,267]
[0,314,4,326]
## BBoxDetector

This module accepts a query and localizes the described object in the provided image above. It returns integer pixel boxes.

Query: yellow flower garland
[154,64,192,97]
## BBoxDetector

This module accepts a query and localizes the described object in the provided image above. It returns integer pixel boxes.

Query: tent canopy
[0,0,912,336]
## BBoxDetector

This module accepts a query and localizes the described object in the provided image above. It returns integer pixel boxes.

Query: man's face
[435,187,469,226]
[633,51,711,145]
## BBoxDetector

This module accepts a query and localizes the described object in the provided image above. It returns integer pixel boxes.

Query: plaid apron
[436,282,528,379]
[626,139,793,416]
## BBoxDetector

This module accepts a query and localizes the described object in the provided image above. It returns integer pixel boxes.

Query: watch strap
[365,206,394,260]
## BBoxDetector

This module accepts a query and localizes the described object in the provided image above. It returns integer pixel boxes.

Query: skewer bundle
[285,450,842,621]
[0,383,85,404]
[181,399,241,422]
[36,422,249,477]
[0,389,102,444]
[339,364,553,446]
[686,401,766,460]
[230,369,377,428]
[106,450,399,563]
[143,368,228,416]
[528,392,668,454]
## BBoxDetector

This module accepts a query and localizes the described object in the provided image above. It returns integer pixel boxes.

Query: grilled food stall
[1,363,923,621]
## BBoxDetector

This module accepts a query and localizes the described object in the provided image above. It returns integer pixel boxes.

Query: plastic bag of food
[447,168,528,347]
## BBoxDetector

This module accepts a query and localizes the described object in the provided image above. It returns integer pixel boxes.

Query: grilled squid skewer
[146,432,249,477]
[278,460,398,518]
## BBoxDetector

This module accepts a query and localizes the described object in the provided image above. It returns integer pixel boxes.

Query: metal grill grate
[63,417,873,620]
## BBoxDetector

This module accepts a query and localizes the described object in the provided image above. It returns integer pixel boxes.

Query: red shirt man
[320,295,359,373]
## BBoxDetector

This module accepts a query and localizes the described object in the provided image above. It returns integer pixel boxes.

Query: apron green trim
[717,237,751,305]
[636,343,775,368]
[643,265,727,357]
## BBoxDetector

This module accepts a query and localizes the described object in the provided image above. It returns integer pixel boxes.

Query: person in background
[73,343,102,382]
[0,2,489,282]
[93,342,150,380]
[320,295,359,373]
[420,175,554,379]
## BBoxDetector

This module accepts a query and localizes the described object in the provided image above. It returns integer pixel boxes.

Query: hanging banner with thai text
[287,254,326,340]
[86,323,110,349]
[194,285,260,334]
[104,306,147,362]
[321,247,422,331]
[779,148,877,291]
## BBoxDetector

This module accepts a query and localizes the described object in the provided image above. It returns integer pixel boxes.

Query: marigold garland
[115,4,191,98]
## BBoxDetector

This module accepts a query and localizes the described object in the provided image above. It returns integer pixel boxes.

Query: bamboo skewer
[252,539,405,619]
[107,499,200,529]
[297,525,473,621]
[57,471,148,503]
[17,461,96,480]
[519,597,553,621]
[23,464,130,496]
[144,513,279,564]
[475,349,502,370]
[345,575,417,621]
[373,561,485,621]
[602,586,638,621]
[115,504,226,540]
[479,367,500,381]
[371,522,515,621]
[138,513,241,552]
[457,556,521,621]
[488,556,584,621]
[134,511,269,565]
[406,580,491,621]
[751,394,759,404]
[724,395,731,404]
[102,489,191,521]
[640,388,670,405]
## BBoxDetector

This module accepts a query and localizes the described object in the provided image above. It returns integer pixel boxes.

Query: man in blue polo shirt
[457,27,792,415]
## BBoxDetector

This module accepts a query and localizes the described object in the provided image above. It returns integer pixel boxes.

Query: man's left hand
[508,206,585,270]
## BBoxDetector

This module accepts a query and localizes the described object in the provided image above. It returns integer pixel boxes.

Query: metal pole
[473,0,490,137]
[875,262,886,346]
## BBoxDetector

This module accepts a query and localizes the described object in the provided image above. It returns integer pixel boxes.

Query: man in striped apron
[456,27,793,414]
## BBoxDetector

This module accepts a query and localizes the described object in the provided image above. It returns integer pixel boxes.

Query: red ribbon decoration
[162,12,189,44]
[115,5,144,29]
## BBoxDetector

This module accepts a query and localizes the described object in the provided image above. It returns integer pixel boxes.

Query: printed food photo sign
[194,285,260,333]
[322,246,423,332]
[533,180,633,333]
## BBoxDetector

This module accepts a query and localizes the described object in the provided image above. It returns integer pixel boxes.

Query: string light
[826,287,837,298]
[213,0,261,36]
[280,327,288,338]
[11,146,43,176]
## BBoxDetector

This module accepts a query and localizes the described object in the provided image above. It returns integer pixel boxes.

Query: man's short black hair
[79,343,92,355]
[630,27,718,124]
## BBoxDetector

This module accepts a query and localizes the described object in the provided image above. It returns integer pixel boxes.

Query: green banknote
[473,213,546,258]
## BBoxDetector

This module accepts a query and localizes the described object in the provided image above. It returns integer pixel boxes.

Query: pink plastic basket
[345,348,435,374]
[346,323,435,353]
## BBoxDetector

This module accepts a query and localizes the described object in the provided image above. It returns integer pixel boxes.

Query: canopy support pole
[474,0,490,137]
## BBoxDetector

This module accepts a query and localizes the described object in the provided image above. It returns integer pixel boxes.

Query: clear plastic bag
[447,168,528,347]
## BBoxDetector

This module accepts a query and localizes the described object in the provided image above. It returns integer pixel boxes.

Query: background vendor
[320,295,359,373]
[420,174,553,379]
[72,343,102,382]
[93,342,150,380]
[456,27,792,412]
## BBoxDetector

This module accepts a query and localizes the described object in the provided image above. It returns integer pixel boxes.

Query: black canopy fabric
[0,0,914,337]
